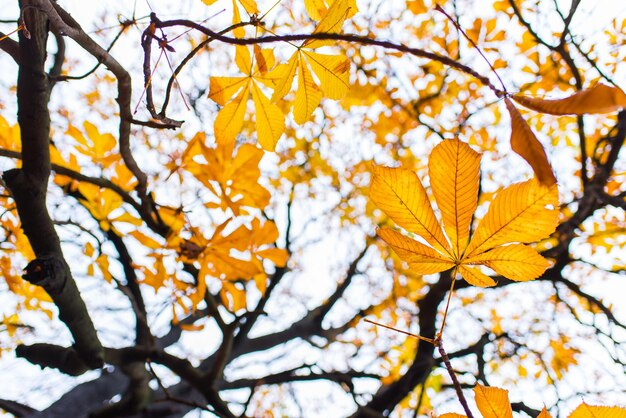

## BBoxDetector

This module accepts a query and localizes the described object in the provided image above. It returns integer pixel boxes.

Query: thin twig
[437,340,475,418]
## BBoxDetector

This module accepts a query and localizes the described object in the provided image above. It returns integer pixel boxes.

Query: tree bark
[3,0,103,368]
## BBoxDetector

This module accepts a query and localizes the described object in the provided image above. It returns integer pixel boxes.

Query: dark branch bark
[0,398,37,417]
[0,30,21,64]
[4,1,103,368]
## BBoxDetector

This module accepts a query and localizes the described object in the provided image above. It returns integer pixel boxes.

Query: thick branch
[28,0,149,200]
[3,1,103,368]
[0,30,20,64]
[0,398,37,417]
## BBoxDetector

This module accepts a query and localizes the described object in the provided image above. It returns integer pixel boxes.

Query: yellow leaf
[464,244,550,282]
[96,254,113,283]
[0,115,21,151]
[429,138,480,257]
[377,227,455,274]
[513,84,626,115]
[303,51,350,100]
[371,139,557,289]
[214,83,250,145]
[251,82,285,150]
[84,241,95,257]
[235,45,252,74]
[256,248,288,267]
[157,206,186,235]
[3,314,20,337]
[232,0,244,38]
[179,323,205,331]
[474,384,513,418]
[238,0,258,15]
[201,0,218,5]
[370,165,451,255]
[209,76,248,106]
[407,0,429,15]
[294,57,323,124]
[458,265,496,287]
[128,230,162,250]
[253,44,268,74]
[550,337,580,380]
[221,281,247,312]
[568,403,626,418]
[438,414,467,418]
[195,142,271,213]
[253,272,268,295]
[537,407,553,418]
[305,0,328,20]
[465,179,558,258]
[305,0,358,49]
[270,54,299,102]
[505,98,556,186]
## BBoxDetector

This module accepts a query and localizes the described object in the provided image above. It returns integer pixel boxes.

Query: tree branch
[0,398,37,417]
[0,30,20,64]
[3,1,104,368]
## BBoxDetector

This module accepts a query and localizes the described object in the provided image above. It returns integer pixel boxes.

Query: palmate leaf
[377,228,455,274]
[370,138,559,287]
[370,165,451,255]
[209,47,285,149]
[464,244,549,282]
[268,0,355,123]
[429,138,480,257]
[464,179,559,257]
[304,0,358,48]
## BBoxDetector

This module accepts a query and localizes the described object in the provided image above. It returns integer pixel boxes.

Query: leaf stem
[434,4,507,96]
[437,339,475,418]
[363,318,435,344]
[438,276,457,339]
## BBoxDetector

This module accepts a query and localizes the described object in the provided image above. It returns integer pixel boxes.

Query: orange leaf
[429,138,481,257]
[465,179,558,258]
[458,265,496,287]
[377,227,455,274]
[505,98,556,186]
[537,407,553,418]
[513,84,626,115]
[568,403,626,418]
[474,384,513,418]
[370,165,451,255]
[464,243,550,282]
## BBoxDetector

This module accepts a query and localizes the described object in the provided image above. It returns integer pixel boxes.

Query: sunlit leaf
[429,138,480,257]
[251,82,285,150]
[371,139,558,288]
[465,179,558,257]
[304,51,350,100]
[377,227,455,274]
[370,165,450,255]
[214,83,250,145]
[464,244,549,282]
[305,0,358,48]
[505,99,556,186]
[294,56,323,123]
[458,265,496,287]
[513,84,626,115]
[568,403,626,418]
[305,0,328,20]
[474,384,513,418]
[537,407,553,418]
